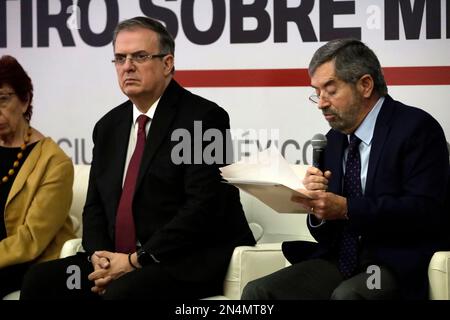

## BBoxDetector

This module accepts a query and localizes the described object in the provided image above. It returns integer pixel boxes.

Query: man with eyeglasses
[242,39,449,300]
[21,16,255,300]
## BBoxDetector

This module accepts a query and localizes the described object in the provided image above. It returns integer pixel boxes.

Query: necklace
[1,126,32,184]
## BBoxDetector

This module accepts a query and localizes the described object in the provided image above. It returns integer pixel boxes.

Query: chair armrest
[59,238,83,258]
[428,251,450,300]
[222,243,286,300]
[2,291,20,300]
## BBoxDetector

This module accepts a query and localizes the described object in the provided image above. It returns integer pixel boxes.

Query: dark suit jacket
[283,95,449,299]
[82,80,255,283]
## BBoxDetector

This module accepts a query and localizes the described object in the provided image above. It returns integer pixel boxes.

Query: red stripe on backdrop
[175,69,310,87]
[174,66,450,88]
[383,66,450,86]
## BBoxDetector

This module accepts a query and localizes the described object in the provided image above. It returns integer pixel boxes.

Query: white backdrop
[2,0,449,164]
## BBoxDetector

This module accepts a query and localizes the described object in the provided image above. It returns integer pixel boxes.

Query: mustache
[322,108,337,116]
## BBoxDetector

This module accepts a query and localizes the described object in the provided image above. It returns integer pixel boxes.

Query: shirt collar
[132,98,159,126]
[352,96,384,146]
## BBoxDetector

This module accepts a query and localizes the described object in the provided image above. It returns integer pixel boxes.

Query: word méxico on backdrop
[57,124,315,165]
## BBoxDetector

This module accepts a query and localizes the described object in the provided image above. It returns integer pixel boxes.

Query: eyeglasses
[309,89,337,104]
[0,92,15,107]
[112,52,168,66]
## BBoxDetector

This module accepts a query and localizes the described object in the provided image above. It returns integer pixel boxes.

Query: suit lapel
[365,96,394,195]
[107,103,133,208]
[327,132,347,195]
[135,80,182,190]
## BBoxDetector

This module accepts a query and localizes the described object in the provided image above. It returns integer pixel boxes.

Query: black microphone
[311,133,327,170]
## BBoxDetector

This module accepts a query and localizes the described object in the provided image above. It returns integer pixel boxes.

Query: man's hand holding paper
[220,146,312,214]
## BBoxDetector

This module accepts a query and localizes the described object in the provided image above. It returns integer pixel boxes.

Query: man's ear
[163,55,174,75]
[358,74,374,98]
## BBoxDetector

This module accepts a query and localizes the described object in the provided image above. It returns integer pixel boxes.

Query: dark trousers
[0,262,31,298]
[241,259,400,300]
[20,252,221,300]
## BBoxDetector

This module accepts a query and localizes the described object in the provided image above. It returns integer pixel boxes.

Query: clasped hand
[292,166,348,220]
[88,251,135,295]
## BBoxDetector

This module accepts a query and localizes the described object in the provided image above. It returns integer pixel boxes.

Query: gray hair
[112,16,175,56]
[308,39,387,96]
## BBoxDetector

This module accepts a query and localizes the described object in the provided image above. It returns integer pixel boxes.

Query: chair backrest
[69,164,90,237]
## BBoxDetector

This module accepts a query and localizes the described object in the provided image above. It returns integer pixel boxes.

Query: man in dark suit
[21,16,255,300]
[242,39,448,300]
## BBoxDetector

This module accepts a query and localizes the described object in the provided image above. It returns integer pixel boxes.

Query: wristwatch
[136,248,160,266]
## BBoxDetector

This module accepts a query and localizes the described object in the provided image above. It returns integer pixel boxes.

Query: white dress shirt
[122,99,159,186]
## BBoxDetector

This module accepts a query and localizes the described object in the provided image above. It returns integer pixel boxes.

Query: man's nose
[317,96,330,109]
[122,58,136,71]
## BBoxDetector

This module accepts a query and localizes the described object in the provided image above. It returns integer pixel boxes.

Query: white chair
[428,252,450,299]
[205,183,315,299]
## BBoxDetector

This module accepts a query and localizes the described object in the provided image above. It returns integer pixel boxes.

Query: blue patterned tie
[338,134,362,278]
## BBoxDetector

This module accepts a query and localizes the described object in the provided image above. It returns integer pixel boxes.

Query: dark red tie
[115,114,150,253]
